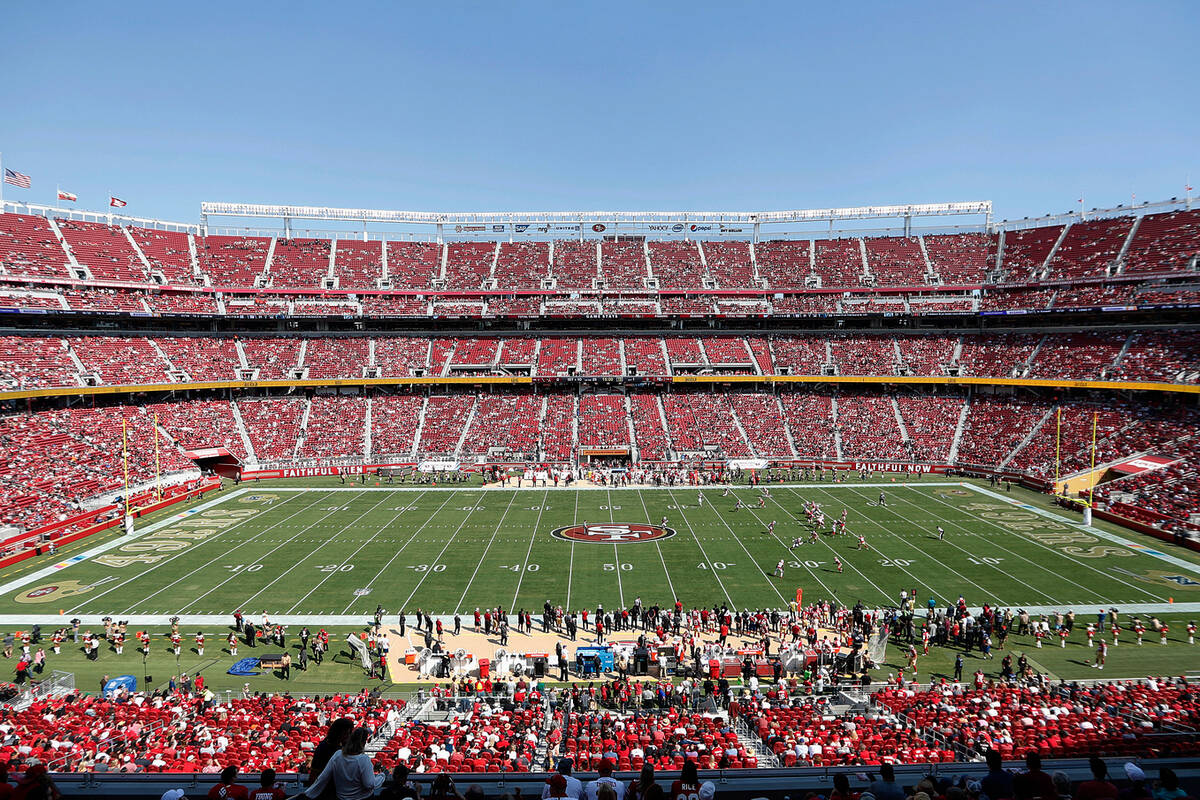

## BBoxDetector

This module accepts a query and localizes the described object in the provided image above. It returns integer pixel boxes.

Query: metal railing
[733,715,782,768]
[4,670,76,711]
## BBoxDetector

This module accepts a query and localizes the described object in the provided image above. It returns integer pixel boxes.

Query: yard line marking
[607,489,626,609]
[635,489,677,604]
[286,493,411,613]
[696,491,788,605]
[72,491,326,615]
[773,488,893,604]
[894,486,1101,605]
[965,484,1200,582]
[566,489,579,609]
[221,492,393,613]
[0,488,251,599]
[955,484,1165,601]
[510,490,551,611]
[664,488,735,607]
[841,486,1016,607]
[738,495,839,603]
[341,491,448,614]
[400,492,486,611]
[805,486,958,604]
[454,491,521,613]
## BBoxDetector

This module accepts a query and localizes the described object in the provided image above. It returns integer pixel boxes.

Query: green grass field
[3,478,1199,617]
[4,476,1200,692]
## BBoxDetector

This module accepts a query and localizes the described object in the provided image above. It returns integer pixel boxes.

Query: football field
[4,479,1200,621]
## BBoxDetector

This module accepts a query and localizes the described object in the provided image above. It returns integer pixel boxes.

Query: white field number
[698,562,735,570]
[789,560,823,569]
[878,559,914,567]
[967,556,1003,565]
[409,564,446,572]
[604,563,633,571]
[224,564,263,573]
[316,564,354,572]
[499,564,539,572]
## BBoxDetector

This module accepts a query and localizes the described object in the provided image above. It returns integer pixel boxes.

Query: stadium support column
[904,214,912,237]
[436,223,444,245]
[753,221,761,245]
[283,216,292,238]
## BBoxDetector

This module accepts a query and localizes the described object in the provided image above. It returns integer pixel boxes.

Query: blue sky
[1,1,1196,224]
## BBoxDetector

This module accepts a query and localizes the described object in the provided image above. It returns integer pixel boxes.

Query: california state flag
[109,196,127,208]
[58,190,77,202]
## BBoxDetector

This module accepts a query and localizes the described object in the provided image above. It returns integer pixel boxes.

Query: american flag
[3,168,31,189]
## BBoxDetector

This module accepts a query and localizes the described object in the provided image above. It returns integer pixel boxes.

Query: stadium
[1,5,1199,800]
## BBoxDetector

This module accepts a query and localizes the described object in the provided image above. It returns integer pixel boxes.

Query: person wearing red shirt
[249,768,285,800]
[208,765,249,800]
[670,760,703,800]
[1076,757,1119,800]
[1015,753,1057,800]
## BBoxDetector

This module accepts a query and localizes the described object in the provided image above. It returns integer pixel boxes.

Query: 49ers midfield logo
[551,523,676,544]
[14,580,96,604]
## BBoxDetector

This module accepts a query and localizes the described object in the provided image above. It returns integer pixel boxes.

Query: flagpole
[0,152,5,209]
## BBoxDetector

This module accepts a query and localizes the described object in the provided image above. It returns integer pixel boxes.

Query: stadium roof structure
[199,200,993,238]
[200,200,993,224]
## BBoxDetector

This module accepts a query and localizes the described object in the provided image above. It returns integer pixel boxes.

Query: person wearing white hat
[161,791,188,800]
[1123,762,1147,784]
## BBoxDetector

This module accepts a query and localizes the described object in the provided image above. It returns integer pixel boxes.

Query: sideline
[1,602,1199,627]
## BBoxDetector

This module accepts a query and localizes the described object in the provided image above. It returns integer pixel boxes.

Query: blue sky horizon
[2,2,1196,224]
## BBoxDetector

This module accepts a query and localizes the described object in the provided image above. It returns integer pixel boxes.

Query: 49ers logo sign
[551,523,675,544]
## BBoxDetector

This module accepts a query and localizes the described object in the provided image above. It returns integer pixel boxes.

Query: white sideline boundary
[1,602,1198,627]
[2,481,1199,625]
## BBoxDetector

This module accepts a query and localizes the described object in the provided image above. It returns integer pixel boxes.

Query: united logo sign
[551,523,675,544]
